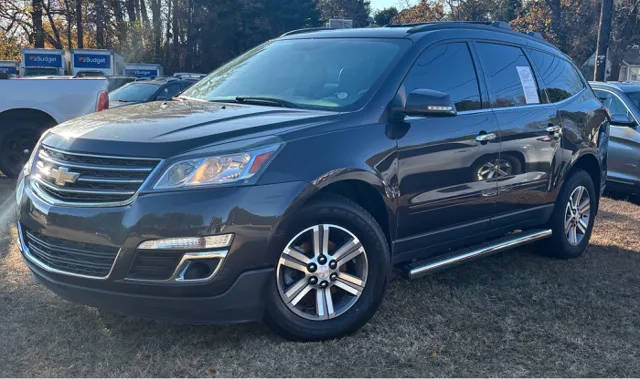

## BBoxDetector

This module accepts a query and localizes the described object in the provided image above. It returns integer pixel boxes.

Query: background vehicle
[108,78,196,108]
[0,61,19,77]
[590,81,640,194]
[124,63,164,79]
[16,23,608,341]
[66,49,125,76]
[20,48,65,76]
[0,77,109,177]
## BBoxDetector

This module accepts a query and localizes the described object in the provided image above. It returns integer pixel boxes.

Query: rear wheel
[265,195,390,341]
[545,170,596,258]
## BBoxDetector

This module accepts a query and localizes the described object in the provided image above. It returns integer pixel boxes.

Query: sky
[369,0,419,12]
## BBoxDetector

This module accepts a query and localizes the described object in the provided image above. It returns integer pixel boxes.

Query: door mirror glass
[405,89,457,117]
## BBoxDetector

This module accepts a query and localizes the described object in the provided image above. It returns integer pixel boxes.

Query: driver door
[394,42,502,258]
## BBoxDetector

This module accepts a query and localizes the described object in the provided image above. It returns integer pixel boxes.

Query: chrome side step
[405,229,552,280]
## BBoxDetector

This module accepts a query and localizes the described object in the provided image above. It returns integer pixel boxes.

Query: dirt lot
[0,177,639,377]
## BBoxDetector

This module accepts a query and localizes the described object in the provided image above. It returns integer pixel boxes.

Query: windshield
[624,91,640,109]
[109,83,160,102]
[182,38,410,111]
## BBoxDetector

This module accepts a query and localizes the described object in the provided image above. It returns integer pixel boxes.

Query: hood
[43,99,339,158]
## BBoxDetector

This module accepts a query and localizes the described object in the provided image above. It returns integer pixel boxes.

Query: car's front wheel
[265,195,390,341]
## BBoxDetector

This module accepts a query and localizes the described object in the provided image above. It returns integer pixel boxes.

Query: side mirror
[404,89,457,117]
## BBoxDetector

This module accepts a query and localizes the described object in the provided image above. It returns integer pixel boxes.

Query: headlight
[154,145,279,189]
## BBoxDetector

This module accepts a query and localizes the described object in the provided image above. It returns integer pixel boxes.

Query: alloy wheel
[276,224,368,321]
[564,185,591,246]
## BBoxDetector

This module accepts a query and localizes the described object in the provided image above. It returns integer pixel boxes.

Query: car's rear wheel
[545,169,596,258]
[265,195,389,341]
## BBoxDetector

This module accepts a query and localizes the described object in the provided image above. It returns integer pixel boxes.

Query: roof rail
[280,27,335,37]
[527,31,545,40]
[407,21,512,34]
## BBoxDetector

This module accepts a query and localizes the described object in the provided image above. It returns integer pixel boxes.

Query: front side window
[183,38,410,111]
[623,90,640,109]
[476,43,540,108]
[404,42,482,112]
[527,49,585,103]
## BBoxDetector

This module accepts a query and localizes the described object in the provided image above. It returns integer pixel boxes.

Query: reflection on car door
[594,89,640,186]
[473,43,560,228]
[394,42,502,259]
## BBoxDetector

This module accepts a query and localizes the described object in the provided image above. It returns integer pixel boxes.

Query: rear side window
[526,49,585,103]
[594,89,630,120]
[475,43,540,108]
[405,42,482,112]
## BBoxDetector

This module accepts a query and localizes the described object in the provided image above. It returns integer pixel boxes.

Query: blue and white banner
[125,69,158,78]
[24,53,62,68]
[74,54,111,69]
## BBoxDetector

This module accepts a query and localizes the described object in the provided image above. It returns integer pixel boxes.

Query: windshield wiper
[207,96,298,108]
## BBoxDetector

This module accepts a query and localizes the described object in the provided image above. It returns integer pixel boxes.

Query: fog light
[137,234,233,250]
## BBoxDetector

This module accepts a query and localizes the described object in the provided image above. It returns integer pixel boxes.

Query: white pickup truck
[0,77,109,177]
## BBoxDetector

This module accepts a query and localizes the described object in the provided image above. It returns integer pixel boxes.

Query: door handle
[546,125,561,134]
[476,133,497,142]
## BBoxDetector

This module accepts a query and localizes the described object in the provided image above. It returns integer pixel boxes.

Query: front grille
[127,251,183,280]
[23,227,120,278]
[31,145,160,205]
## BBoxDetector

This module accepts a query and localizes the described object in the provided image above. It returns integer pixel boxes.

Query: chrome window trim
[591,88,639,125]
[406,87,585,119]
[17,223,121,280]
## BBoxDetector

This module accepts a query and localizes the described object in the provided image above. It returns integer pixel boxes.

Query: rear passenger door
[395,42,502,257]
[474,43,560,228]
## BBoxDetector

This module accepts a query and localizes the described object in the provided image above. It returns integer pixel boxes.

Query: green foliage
[317,0,371,27]
[373,7,398,26]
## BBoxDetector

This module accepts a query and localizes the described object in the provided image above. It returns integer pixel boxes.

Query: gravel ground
[0,177,638,377]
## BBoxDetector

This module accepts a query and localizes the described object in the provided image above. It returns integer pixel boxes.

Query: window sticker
[516,66,540,104]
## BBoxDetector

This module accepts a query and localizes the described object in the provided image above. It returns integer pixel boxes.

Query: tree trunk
[63,0,73,47]
[140,0,150,25]
[31,0,45,47]
[595,0,614,81]
[150,0,161,59]
[44,0,63,48]
[111,0,127,44]
[125,0,137,22]
[76,0,84,47]
[95,0,106,48]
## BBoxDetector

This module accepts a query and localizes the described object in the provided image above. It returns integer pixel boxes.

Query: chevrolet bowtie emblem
[50,167,80,186]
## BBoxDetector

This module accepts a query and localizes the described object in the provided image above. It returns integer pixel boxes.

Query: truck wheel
[545,169,596,258]
[0,122,42,178]
[265,195,390,341]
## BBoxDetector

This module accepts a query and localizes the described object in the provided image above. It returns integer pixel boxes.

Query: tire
[265,195,390,341]
[0,120,45,178]
[545,169,597,258]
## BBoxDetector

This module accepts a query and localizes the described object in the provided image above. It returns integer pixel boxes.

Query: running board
[404,229,552,280]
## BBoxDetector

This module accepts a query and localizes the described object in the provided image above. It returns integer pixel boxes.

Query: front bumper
[17,177,309,323]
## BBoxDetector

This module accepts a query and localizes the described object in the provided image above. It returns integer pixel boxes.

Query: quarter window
[476,43,540,108]
[405,42,482,112]
[527,49,585,103]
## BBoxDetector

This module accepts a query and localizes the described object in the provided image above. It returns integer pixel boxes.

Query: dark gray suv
[15,22,609,340]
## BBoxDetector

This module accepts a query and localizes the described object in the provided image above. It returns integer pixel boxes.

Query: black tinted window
[405,42,481,111]
[476,43,540,108]
[527,49,585,103]
[594,90,631,121]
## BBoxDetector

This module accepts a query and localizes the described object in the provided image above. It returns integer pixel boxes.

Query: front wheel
[265,195,390,341]
[546,169,597,258]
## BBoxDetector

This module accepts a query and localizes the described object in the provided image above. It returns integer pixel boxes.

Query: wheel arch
[566,152,603,211]
[273,171,395,253]
[0,108,58,132]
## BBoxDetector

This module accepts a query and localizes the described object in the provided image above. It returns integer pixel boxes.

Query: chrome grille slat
[30,145,161,206]
[35,177,137,196]
[38,152,154,172]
